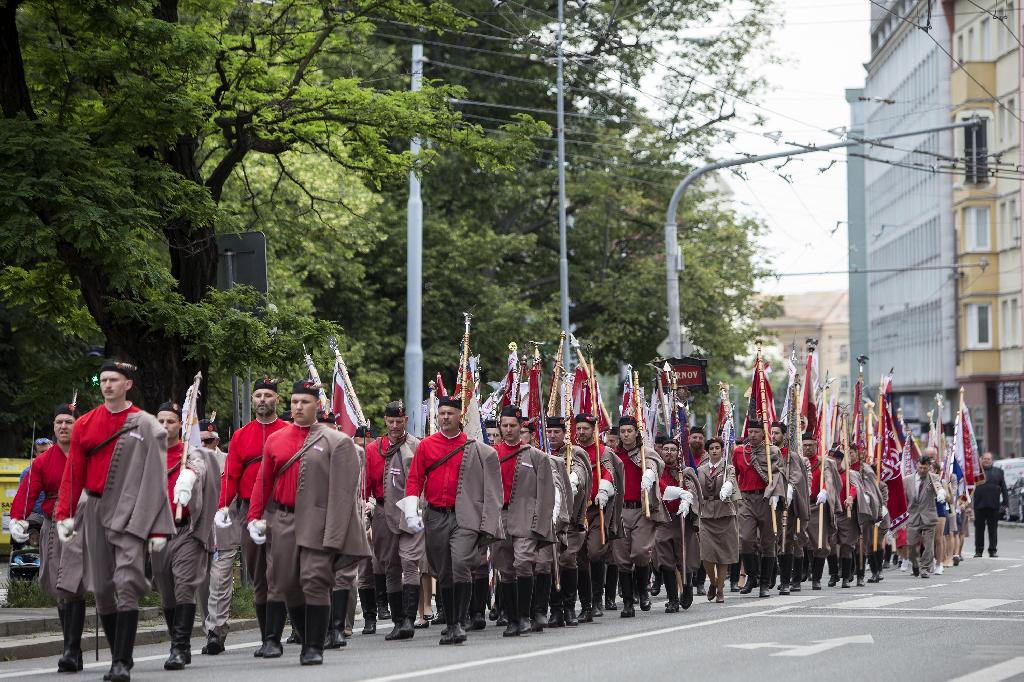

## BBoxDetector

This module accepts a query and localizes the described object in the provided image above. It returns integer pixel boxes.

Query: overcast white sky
[713,1,873,296]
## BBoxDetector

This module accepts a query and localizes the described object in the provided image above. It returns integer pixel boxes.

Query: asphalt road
[4,526,1024,682]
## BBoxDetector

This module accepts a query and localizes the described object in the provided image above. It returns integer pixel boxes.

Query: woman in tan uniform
[697,438,739,603]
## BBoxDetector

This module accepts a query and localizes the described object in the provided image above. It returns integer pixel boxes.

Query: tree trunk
[0,0,35,120]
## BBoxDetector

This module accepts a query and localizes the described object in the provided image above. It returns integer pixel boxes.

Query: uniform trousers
[198,547,236,636]
[808,504,835,558]
[41,516,85,602]
[907,523,935,573]
[238,499,269,602]
[779,510,809,556]
[266,507,334,607]
[609,505,657,570]
[738,492,780,557]
[151,524,209,608]
[834,509,860,559]
[374,522,426,591]
[559,525,586,569]
[423,506,483,588]
[79,495,148,614]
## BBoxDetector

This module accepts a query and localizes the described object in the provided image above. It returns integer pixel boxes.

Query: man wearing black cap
[731,420,786,598]
[807,440,842,589]
[654,439,698,612]
[770,421,788,454]
[247,380,371,665]
[55,360,174,682]
[11,403,86,673]
[197,419,239,656]
[487,405,555,637]
[363,401,424,641]
[543,416,591,627]
[152,402,220,670]
[214,377,288,656]
[402,394,503,645]
[610,415,667,617]
[573,412,621,621]
[830,446,860,588]
[347,423,384,638]
[688,427,707,467]
[484,418,499,446]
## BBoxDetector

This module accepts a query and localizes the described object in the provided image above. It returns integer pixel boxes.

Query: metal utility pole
[556,0,570,342]
[405,43,424,435]
[663,118,982,358]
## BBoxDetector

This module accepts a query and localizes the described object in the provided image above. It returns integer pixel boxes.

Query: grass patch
[1,579,56,608]
[230,582,255,618]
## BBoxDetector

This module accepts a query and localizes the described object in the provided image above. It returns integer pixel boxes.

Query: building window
[967,303,993,349]
[998,201,1008,249]
[965,206,991,251]
[1008,98,1017,142]
[957,33,965,62]
[840,376,849,394]
[839,344,849,362]
[1012,298,1022,346]
[968,27,975,60]
[980,19,991,59]
[1002,300,1010,346]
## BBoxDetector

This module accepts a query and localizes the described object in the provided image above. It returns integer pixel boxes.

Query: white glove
[769,495,779,510]
[596,479,615,509]
[148,537,167,553]
[936,489,947,504]
[719,481,734,502]
[786,483,795,504]
[56,518,75,543]
[663,485,686,502]
[552,487,562,524]
[396,496,424,534]
[816,489,828,505]
[364,497,377,516]
[214,507,232,529]
[9,519,29,544]
[247,519,267,545]
[882,507,889,518]
[678,500,690,517]
[172,468,197,507]
[640,469,657,492]
[568,471,581,496]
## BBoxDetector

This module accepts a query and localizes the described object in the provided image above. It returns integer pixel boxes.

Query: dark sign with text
[660,357,709,394]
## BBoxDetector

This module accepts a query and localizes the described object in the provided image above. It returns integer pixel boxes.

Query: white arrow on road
[729,634,874,657]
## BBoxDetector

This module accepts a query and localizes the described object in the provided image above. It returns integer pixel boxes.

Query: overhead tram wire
[964,0,1024,51]
[868,0,1022,124]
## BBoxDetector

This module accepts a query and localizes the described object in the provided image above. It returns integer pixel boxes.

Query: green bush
[1,579,56,608]
[230,582,255,618]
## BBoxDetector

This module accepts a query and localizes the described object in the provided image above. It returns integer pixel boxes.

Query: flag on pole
[742,351,775,438]
[878,374,909,530]
[619,367,634,418]
[332,363,362,437]
[800,344,820,434]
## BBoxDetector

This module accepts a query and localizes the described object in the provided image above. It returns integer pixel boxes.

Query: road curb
[0,607,163,638]
[0,617,257,661]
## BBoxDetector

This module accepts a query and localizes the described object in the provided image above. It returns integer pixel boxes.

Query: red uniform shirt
[580,442,613,501]
[838,468,857,505]
[616,448,643,503]
[732,444,767,493]
[165,442,190,520]
[495,441,523,506]
[406,431,467,508]
[56,404,140,520]
[363,436,391,501]
[12,444,67,520]
[247,423,310,522]
[809,455,823,496]
[219,417,287,507]
[658,466,682,515]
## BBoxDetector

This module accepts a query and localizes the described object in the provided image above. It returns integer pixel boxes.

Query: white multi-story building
[861,0,957,426]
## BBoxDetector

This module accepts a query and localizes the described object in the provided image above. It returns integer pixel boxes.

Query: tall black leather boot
[58,599,85,672]
[253,602,267,657]
[578,568,594,623]
[636,564,652,611]
[531,573,551,631]
[758,556,773,598]
[262,601,286,658]
[811,556,825,590]
[451,582,470,644]
[841,557,853,588]
[384,591,404,640]
[729,562,741,592]
[396,584,418,640]
[663,569,679,613]
[107,610,139,682]
[561,568,579,626]
[589,561,604,617]
[791,555,804,592]
[681,570,694,610]
[618,570,635,618]
[501,582,519,637]
[549,581,565,628]
[163,603,195,670]
[604,564,618,611]
[778,554,793,595]
[326,590,348,649]
[468,576,488,631]
[375,574,391,620]
[287,605,306,645]
[694,563,706,596]
[740,553,758,594]
[803,549,813,581]
[358,588,377,634]
[438,587,456,645]
[299,605,329,665]
[516,576,533,635]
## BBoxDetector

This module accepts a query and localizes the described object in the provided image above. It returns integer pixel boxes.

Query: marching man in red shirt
[401,395,503,646]
[213,378,287,656]
[55,360,174,682]
[10,403,86,673]
[246,380,370,665]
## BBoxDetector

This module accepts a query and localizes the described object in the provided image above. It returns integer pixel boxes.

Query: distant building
[759,290,850,397]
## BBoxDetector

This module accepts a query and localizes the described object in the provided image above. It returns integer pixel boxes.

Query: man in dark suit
[972,453,1009,557]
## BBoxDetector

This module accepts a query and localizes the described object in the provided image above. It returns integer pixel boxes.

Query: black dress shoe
[827,576,839,587]
[730,580,739,593]
[604,598,618,611]
[811,580,822,590]
[619,603,635,618]
[664,600,679,613]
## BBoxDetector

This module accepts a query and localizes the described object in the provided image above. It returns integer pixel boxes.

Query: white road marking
[830,595,921,609]
[727,595,822,608]
[953,578,971,583]
[929,599,1019,611]
[973,572,990,577]
[757,613,1023,622]
[350,604,800,682]
[729,634,873,657]
[991,568,1007,572]
[947,656,1024,682]
[1011,564,1023,568]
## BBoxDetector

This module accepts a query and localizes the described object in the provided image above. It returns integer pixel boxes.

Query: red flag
[331,367,360,437]
[800,347,819,434]
[742,353,776,438]
[619,369,634,418]
[878,375,909,529]
[435,373,448,396]
[526,362,541,425]
[852,377,864,451]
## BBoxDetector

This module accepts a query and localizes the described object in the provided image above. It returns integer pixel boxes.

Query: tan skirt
[699,515,739,565]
